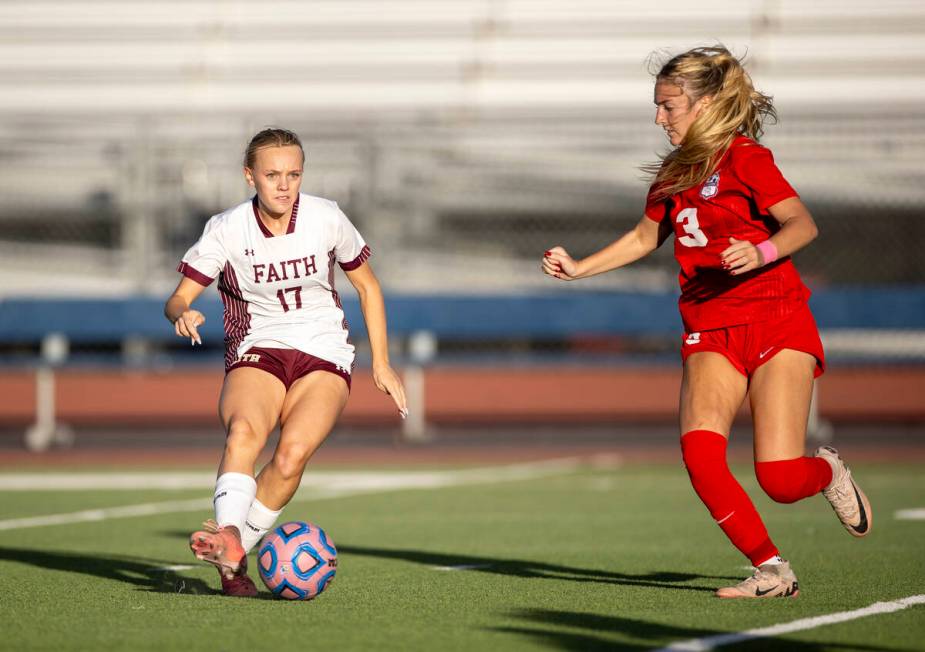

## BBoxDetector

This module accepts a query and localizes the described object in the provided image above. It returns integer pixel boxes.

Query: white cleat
[716,561,799,599]
[816,446,872,537]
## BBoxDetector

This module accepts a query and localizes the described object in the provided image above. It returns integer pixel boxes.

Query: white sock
[756,555,785,567]
[213,472,257,532]
[241,498,282,553]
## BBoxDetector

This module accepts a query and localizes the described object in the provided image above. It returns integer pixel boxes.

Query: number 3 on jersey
[676,208,708,247]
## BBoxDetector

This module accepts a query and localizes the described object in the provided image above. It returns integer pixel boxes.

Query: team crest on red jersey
[700,173,720,199]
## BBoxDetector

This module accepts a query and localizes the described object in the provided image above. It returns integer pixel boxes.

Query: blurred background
[0,0,923,453]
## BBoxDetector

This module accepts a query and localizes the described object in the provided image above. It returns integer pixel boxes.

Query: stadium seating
[0,1,921,291]
[0,2,922,444]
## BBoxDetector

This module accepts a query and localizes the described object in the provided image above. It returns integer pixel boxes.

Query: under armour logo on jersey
[685,332,701,345]
[700,173,720,199]
[244,248,255,256]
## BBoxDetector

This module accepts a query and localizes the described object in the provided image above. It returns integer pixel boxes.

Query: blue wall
[1,287,923,344]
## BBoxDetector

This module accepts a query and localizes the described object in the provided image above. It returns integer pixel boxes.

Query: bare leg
[680,352,747,436]
[748,349,816,462]
[750,348,824,502]
[218,367,285,475]
[256,371,349,510]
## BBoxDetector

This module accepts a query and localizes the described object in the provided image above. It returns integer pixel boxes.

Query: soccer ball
[257,521,337,600]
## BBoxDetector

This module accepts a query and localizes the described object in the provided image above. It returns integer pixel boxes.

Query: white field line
[0,473,218,490]
[0,456,590,491]
[432,564,494,571]
[0,457,583,532]
[895,508,925,520]
[655,594,925,651]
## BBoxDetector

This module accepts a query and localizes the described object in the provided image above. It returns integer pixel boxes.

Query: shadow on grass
[0,545,215,596]
[491,608,913,651]
[338,544,736,593]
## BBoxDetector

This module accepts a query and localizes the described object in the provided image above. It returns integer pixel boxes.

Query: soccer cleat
[189,519,247,577]
[815,446,872,537]
[220,572,258,598]
[715,561,800,599]
[219,557,259,598]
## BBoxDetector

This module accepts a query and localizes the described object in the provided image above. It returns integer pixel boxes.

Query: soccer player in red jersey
[542,47,871,598]
[166,128,408,596]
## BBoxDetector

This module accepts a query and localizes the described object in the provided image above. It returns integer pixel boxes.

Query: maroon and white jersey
[178,193,370,371]
[645,136,810,331]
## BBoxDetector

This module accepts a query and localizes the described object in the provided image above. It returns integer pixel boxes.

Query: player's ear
[695,95,713,115]
[243,167,256,187]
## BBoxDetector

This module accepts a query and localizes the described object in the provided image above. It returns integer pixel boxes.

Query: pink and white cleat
[190,520,247,577]
[190,520,257,597]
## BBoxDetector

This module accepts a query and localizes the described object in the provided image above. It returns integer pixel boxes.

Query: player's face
[244,145,304,217]
[654,81,708,147]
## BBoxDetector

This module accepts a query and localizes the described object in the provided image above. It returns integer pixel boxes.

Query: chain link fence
[1,111,922,293]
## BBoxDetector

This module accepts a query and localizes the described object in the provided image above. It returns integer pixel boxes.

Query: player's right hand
[174,310,205,345]
[542,246,579,281]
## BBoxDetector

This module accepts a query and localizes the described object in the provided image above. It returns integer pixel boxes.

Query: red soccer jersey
[645,136,810,331]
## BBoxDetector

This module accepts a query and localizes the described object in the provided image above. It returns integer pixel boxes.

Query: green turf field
[1,461,923,651]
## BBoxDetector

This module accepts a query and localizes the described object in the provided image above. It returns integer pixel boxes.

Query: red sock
[755,456,833,504]
[681,430,778,566]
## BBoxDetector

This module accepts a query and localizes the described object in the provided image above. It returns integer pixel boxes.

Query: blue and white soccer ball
[257,521,338,600]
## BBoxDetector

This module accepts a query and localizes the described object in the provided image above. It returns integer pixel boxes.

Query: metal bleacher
[0,0,922,300]
[1,1,923,301]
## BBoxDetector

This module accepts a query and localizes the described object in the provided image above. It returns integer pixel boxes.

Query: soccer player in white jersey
[165,128,408,597]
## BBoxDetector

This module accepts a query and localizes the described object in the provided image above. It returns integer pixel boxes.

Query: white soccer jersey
[178,193,370,371]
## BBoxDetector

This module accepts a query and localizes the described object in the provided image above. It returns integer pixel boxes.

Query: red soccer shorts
[680,302,825,378]
[227,347,352,391]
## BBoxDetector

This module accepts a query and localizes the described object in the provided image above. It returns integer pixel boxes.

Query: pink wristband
[756,239,778,266]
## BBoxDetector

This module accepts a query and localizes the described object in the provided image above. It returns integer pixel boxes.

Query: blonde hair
[243,128,304,168]
[644,46,776,199]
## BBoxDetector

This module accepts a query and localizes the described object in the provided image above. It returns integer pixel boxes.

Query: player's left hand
[721,237,763,275]
[373,363,408,419]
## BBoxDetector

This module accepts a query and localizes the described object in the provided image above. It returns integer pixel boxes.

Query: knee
[271,442,313,481]
[224,418,266,456]
[755,460,801,504]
